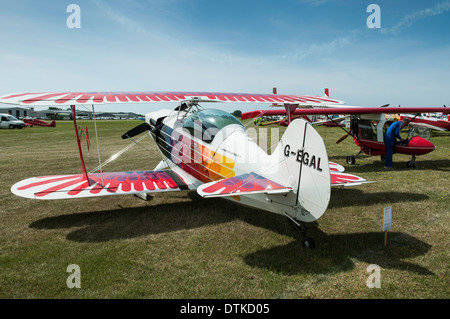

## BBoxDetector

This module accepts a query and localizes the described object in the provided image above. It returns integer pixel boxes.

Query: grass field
[0,119,448,299]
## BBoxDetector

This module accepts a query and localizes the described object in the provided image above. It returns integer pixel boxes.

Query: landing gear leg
[134,193,153,201]
[406,155,416,169]
[284,213,315,249]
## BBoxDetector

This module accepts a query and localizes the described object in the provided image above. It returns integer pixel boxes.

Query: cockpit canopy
[182,109,244,143]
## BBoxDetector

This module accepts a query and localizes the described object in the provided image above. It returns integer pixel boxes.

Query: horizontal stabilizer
[329,162,372,186]
[197,172,292,198]
[329,162,345,173]
[11,170,195,200]
[330,172,373,187]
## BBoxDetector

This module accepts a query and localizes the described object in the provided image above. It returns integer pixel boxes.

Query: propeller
[121,122,151,139]
[336,133,349,144]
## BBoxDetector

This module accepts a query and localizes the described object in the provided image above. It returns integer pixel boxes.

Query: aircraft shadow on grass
[328,189,428,209]
[243,228,433,276]
[30,191,433,276]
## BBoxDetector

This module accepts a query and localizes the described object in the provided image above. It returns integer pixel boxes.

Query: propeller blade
[336,134,349,144]
[121,122,151,139]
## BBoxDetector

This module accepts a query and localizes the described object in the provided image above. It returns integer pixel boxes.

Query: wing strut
[91,104,104,187]
[71,105,90,185]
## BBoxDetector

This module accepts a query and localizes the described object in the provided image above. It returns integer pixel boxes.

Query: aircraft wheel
[303,237,315,249]
[346,156,356,165]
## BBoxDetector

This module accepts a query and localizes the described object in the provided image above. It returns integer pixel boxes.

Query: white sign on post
[383,206,392,232]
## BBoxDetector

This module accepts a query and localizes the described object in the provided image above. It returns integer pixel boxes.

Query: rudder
[268,119,331,222]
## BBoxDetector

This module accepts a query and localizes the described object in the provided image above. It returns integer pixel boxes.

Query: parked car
[0,113,26,129]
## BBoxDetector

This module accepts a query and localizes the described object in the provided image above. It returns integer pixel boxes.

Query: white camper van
[0,113,26,129]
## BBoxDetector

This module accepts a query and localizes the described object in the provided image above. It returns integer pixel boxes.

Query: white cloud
[281,36,352,63]
[91,0,148,35]
[382,1,450,35]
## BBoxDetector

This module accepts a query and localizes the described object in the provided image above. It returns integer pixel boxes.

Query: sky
[0,0,449,114]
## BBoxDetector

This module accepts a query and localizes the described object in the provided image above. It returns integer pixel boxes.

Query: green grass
[0,119,449,299]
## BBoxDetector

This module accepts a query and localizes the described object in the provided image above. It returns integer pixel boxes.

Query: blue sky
[0,0,449,114]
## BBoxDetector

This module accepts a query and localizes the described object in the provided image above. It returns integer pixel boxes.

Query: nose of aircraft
[406,136,435,155]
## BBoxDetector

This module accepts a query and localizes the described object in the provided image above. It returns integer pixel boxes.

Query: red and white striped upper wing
[0,91,346,106]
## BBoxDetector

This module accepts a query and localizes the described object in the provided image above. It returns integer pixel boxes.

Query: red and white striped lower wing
[11,170,194,200]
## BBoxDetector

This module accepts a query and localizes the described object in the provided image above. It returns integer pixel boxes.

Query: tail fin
[267,119,331,222]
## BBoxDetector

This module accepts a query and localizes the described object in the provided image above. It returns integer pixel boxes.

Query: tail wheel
[303,237,316,249]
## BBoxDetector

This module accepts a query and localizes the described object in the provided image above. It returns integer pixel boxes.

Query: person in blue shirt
[384,118,410,169]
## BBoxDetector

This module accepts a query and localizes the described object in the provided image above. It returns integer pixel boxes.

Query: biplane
[1,91,447,248]
[23,117,56,127]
